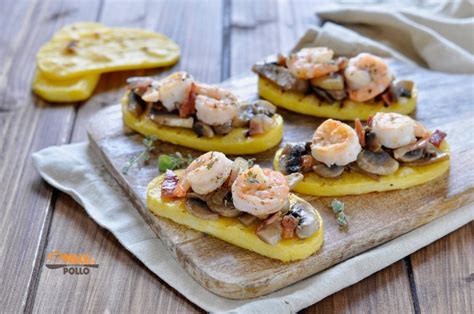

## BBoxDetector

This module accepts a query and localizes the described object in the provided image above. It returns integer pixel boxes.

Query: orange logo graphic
[45,250,99,275]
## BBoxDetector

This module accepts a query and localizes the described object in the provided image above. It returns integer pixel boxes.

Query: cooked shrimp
[286,47,339,80]
[194,84,238,126]
[232,165,289,217]
[344,53,392,102]
[173,151,233,197]
[371,112,423,149]
[311,119,362,167]
[141,72,194,111]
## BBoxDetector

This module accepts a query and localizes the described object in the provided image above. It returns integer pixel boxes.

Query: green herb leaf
[157,152,193,172]
[330,199,344,214]
[122,136,157,175]
[330,199,349,228]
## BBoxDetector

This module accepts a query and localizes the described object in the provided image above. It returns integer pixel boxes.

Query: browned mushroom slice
[288,198,320,239]
[248,114,274,136]
[256,213,282,245]
[127,91,147,117]
[149,113,194,128]
[185,198,219,220]
[252,63,309,93]
[213,122,233,135]
[238,213,258,226]
[403,150,449,166]
[390,80,414,100]
[285,173,304,190]
[357,149,399,175]
[206,187,241,218]
[312,163,345,178]
[348,163,380,181]
[192,121,215,137]
[393,139,428,162]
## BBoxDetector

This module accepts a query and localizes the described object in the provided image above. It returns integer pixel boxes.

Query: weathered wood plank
[32,0,223,312]
[410,221,473,313]
[0,0,101,311]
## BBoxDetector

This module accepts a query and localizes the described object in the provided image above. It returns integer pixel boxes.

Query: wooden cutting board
[87,60,474,299]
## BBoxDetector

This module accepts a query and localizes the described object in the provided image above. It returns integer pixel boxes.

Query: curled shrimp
[311,119,362,167]
[141,72,193,110]
[173,151,233,197]
[194,83,238,126]
[371,112,428,149]
[286,47,339,80]
[231,165,289,217]
[344,53,392,102]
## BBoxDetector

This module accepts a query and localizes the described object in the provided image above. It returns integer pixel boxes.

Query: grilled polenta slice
[147,172,324,262]
[37,27,180,80]
[122,102,284,155]
[273,141,450,196]
[32,69,100,102]
[258,77,417,121]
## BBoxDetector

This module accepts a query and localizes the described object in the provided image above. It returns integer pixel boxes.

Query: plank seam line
[404,257,421,314]
[221,0,232,81]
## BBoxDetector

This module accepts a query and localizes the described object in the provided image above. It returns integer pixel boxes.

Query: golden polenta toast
[148,153,324,262]
[37,26,180,80]
[123,72,283,154]
[275,113,449,196]
[253,49,416,120]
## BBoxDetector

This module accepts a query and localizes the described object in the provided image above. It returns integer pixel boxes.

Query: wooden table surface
[0,0,472,312]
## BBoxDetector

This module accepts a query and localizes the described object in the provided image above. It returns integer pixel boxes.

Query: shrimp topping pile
[253,48,415,104]
[232,165,289,217]
[286,47,338,80]
[160,152,320,246]
[344,53,392,102]
[279,112,448,179]
[126,71,277,138]
[311,119,361,167]
[173,151,232,197]
[195,84,238,126]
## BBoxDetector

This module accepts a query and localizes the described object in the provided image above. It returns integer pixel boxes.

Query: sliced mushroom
[213,122,233,135]
[252,100,277,116]
[150,114,194,128]
[127,91,147,117]
[126,77,153,94]
[365,132,382,152]
[232,103,254,128]
[185,198,219,220]
[206,188,241,218]
[312,86,335,103]
[193,121,215,137]
[279,142,307,174]
[312,163,345,178]
[348,163,380,181]
[356,149,399,175]
[288,198,320,239]
[393,139,428,162]
[238,213,258,226]
[248,114,274,136]
[256,213,282,245]
[403,150,449,166]
[285,173,304,190]
[228,157,250,185]
[326,89,347,101]
[252,63,309,93]
[390,80,414,100]
[310,73,344,91]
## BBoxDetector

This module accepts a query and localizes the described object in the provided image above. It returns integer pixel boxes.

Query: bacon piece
[380,90,393,107]
[281,215,298,239]
[179,82,197,118]
[301,155,315,172]
[161,170,179,199]
[354,118,366,147]
[429,129,447,148]
[366,115,374,128]
[126,77,153,92]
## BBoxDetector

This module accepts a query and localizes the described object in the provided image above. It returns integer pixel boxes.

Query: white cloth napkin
[32,2,474,312]
[302,0,474,73]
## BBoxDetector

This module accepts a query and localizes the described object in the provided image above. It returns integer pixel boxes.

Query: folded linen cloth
[308,1,474,73]
[33,143,473,313]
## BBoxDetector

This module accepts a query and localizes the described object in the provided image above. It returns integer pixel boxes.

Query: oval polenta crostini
[253,49,417,121]
[274,113,450,196]
[122,72,283,154]
[147,152,324,262]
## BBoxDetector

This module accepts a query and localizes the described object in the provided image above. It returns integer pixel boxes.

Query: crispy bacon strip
[281,215,298,239]
[161,170,179,199]
[179,82,197,118]
[301,155,315,172]
[354,118,366,147]
[366,115,374,128]
[429,129,447,148]
[380,90,393,107]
